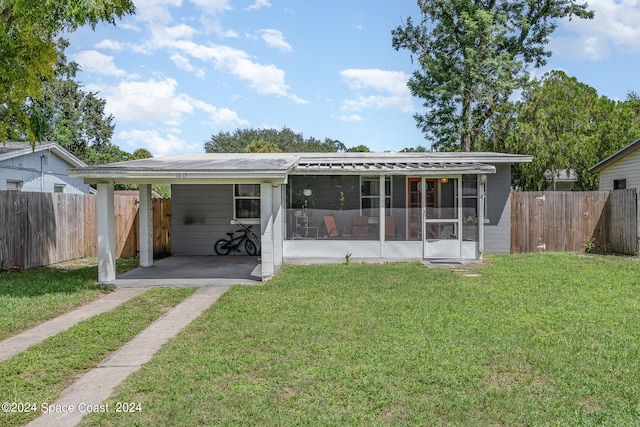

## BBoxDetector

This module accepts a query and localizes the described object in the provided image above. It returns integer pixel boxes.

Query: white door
[423,177,462,259]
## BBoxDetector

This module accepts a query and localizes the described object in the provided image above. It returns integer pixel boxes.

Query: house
[0,141,91,194]
[543,169,577,191]
[68,151,532,282]
[589,138,640,191]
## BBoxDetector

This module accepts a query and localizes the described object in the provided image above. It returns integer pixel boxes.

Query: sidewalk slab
[0,287,149,363]
[26,285,229,427]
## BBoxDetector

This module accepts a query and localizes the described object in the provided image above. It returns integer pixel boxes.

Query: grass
[76,253,640,426]
[0,258,138,341]
[0,286,197,427]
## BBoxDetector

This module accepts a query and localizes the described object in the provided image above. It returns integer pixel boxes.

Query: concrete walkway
[0,287,149,363]
[26,285,229,427]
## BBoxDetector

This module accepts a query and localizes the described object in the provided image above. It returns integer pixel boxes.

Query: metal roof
[68,151,531,182]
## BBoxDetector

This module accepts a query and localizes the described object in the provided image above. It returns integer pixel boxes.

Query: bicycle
[214,219,261,256]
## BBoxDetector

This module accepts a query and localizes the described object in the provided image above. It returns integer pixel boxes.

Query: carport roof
[68,152,531,182]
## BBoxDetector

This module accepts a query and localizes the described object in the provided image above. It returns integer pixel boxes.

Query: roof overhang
[0,142,87,168]
[68,151,532,184]
[589,138,640,173]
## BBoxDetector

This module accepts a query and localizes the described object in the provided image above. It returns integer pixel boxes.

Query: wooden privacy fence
[0,191,171,270]
[511,190,639,255]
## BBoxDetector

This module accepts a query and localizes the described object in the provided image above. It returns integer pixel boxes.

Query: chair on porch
[352,216,369,237]
[385,216,397,239]
[323,215,351,238]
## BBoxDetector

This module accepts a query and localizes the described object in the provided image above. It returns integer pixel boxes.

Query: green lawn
[0,287,197,427]
[0,258,138,340]
[77,253,640,426]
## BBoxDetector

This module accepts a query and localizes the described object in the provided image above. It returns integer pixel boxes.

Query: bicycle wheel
[244,239,257,256]
[214,239,231,255]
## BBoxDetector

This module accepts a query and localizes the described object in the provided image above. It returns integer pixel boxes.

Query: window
[234,184,260,221]
[6,180,22,191]
[361,177,391,217]
[614,179,626,190]
[54,184,65,193]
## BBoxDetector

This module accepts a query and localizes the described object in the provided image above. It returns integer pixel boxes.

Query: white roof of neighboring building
[0,141,87,168]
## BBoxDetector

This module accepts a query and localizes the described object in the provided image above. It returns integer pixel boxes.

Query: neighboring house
[543,169,577,191]
[589,138,640,191]
[0,141,91,194]
[69,151,532,282]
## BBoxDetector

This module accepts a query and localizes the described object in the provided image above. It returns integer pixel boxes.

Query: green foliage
[346,144,371,152]
[392,0,593,152]
[0,0,134,144]
[243,138,283,153]
[27,38,122,165]
[483,71,640,190]
[204,127,347,153]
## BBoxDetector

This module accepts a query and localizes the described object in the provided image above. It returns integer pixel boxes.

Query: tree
[32,39,119,165]
[0,0,134,144]
[482,71,640,190]
[243,138,282,153]
[392,0,593,152]
[346,145,371,152]
[204,127,347,153]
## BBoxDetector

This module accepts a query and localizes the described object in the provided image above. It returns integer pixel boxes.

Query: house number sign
[176,173,188,178]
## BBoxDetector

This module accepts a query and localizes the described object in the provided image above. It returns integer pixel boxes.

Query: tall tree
[204,127,347,153]
[0,0,134,144]
[392,0,593,152]
[483,71,640,190]
[34,39,118,165]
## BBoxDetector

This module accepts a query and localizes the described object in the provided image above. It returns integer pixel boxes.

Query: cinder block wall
[171,184,261,255]
[484,164,512,253]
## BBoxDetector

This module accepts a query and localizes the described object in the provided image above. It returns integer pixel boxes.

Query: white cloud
[170,54,206,78]
[551,0,640,60]
[246,0,271,11]
[94,39,124,51]
[339,69,413,113]
[74,50,127,77]
[131,0,182,24]
[339,114,363,123]
[93,78,247,128]
[259,29,292,52]
[117,129,190,156]
[166,40,307,103]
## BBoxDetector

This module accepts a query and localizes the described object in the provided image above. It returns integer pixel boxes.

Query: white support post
[260,182,274,280]
[271,184,283,273]
[478,174,486,254]
[97,183,116,282]
[379,174,386,256]
[139,184,153,267]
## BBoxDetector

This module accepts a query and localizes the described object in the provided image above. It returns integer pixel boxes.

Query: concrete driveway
[104,255,262,287]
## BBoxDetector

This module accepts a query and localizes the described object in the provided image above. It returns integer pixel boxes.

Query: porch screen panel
[425,178,459,240]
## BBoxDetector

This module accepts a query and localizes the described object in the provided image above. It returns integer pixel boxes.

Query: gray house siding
[597,146,640,191]
[171,184,262,255]
[0,149,90,193]
[484,164,511,254]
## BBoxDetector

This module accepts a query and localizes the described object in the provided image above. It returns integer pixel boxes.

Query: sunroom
[282,156,494,261]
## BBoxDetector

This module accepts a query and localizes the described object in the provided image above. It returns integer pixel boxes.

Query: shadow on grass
[0,258,138,298]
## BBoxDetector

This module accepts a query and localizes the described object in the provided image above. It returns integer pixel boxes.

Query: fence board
[0,191,172,270]
[511,190,638,255]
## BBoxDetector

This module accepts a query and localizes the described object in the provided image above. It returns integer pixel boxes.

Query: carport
[69,153,298,283]
[104,256,262,286]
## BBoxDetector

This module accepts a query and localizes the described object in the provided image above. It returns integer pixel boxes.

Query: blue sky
[64,0,640,157]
